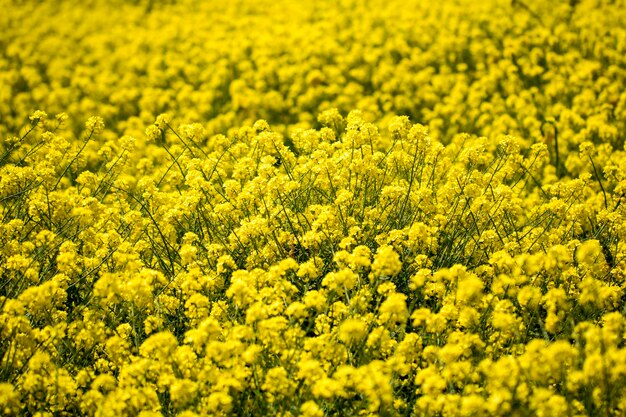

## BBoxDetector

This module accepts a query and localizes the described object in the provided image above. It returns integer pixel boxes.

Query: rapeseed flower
[3,0,626,415]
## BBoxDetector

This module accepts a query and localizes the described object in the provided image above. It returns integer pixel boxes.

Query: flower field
[2,0,626,415]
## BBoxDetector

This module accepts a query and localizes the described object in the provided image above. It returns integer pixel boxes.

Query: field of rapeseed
[2,0,626,415]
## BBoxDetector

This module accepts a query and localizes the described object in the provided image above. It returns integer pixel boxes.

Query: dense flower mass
[2,0,626,416]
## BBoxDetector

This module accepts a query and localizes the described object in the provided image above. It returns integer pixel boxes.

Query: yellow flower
[169,379,197,408]
[338,318,369,344]
[85,116,105,134]
[262,367,295,402]
[145,125,161,141]
[378,292,408,326]
[139,332,178,362]
[370,245,403,279]
[300,400,324,417]
[322,268,359,291]
[302,290,327,311]
[29,110,48,124]
[0,383,21,415]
